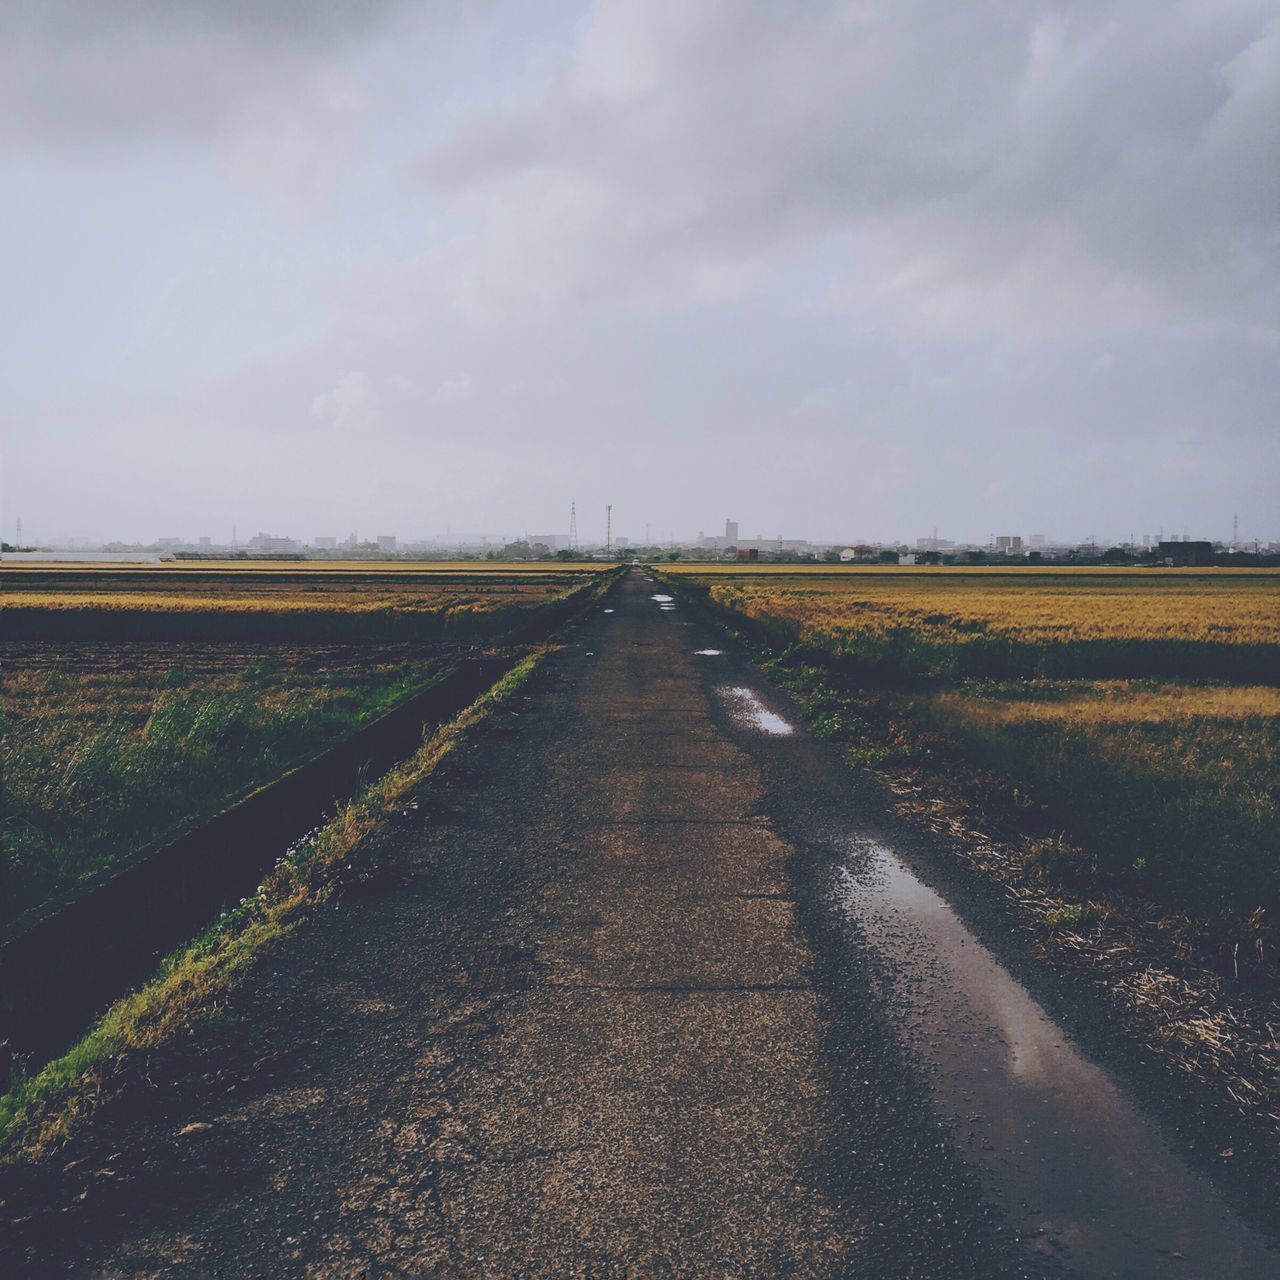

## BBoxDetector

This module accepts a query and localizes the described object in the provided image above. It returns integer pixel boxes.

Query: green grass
[921,681,1280,919]
[1,649,453,926]
[0,649,548,1157]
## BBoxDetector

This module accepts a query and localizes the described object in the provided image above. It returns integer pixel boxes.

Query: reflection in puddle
[831,839,1273,1276]
[603,608,615,613]
[651,594,674,603]
[719,686,794,736]
[693,649,724,656]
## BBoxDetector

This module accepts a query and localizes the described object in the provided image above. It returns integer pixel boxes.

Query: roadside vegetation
[0,650,548,1156]
[662,567,1280,926]
[1,564,609,925]
[2,645,449,926]
[660,564,1279,1141]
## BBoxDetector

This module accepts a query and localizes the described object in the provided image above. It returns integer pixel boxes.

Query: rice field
[664,566,1280,680]
[0,562,605,641]
[661,566,1280,920]
[1,563,612,925]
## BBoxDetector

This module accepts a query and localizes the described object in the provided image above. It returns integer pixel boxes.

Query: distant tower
[606,504,613,555]
[569,500,578,551]
[15,515,22,546]
[232,523,237,548]
[1233,513,1239,545]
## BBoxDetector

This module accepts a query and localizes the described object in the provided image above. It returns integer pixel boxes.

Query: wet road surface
[6,568,1275,1277]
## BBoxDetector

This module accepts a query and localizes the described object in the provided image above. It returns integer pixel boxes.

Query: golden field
[666,568,1280,679]
[0,563,608,641]
[660,566,1280,918]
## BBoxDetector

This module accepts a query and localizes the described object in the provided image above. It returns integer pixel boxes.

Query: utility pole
[606,504,613,557]
[1233,512,1239,546]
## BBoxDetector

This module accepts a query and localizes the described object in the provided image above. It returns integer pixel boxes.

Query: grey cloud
[0,0,411,147]
[419,0,1279,326]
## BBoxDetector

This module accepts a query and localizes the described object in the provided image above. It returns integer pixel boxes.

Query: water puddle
[603,608,615,613]
[831,839,1274,1276]
[651,594,674,603]
[719,686,795,736]
[693,649,724,657]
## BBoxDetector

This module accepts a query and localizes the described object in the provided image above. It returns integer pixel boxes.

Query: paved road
[5,569,1275,1277]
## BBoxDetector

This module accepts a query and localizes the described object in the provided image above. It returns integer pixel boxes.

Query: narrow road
[6,569,1275,1277]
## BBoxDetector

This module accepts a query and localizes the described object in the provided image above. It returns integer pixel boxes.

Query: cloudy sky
[4,0,1277,547]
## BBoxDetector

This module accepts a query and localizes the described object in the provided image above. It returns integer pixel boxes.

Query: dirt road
[4,569,1275,1276]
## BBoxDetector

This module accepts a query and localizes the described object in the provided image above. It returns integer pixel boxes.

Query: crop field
[0,562,604,642]
[1,563,608,927]
[663,566,1280,681]
[663,566,1280,920]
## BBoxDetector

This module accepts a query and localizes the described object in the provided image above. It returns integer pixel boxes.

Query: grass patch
[0,649,548,1158]
[2,646,453,924]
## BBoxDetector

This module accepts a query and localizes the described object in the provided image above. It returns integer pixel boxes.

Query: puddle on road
[693,649,724,656]
[719,686,795,736]
[651,594,674,603]
[603,608,615,613]
[832,839,1274,1277]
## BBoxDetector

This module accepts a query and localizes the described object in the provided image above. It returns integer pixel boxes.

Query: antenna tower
[1233,512,1239,545]
[606,504,613,556]
[569,500,578,550]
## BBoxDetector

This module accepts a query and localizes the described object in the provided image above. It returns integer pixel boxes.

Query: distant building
[1029,534,1046,547]
[725,518,739,544]
[313,537,338,549]
[839,545,876,563]
[736,547,759,562]
[898,554,917,565]
[248,531,301,553]
[198,536,212,548]
[996,535,1023,553]
[529,533,570,551]
[1158,539,1213,566]
[376,535,397,552]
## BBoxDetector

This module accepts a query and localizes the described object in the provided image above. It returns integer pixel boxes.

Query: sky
[4,0,1277,548]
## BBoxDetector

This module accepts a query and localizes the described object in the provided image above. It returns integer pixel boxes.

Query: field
[662,566,1280,922]
[0,562,604,642]
[1,563,608,927]
[663,566,1279,681]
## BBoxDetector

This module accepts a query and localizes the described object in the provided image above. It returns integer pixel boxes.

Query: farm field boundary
[0,569,620,1089]
[0,646,555,1158]
[0,658,509,1084]
[654,566,1279,1152]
